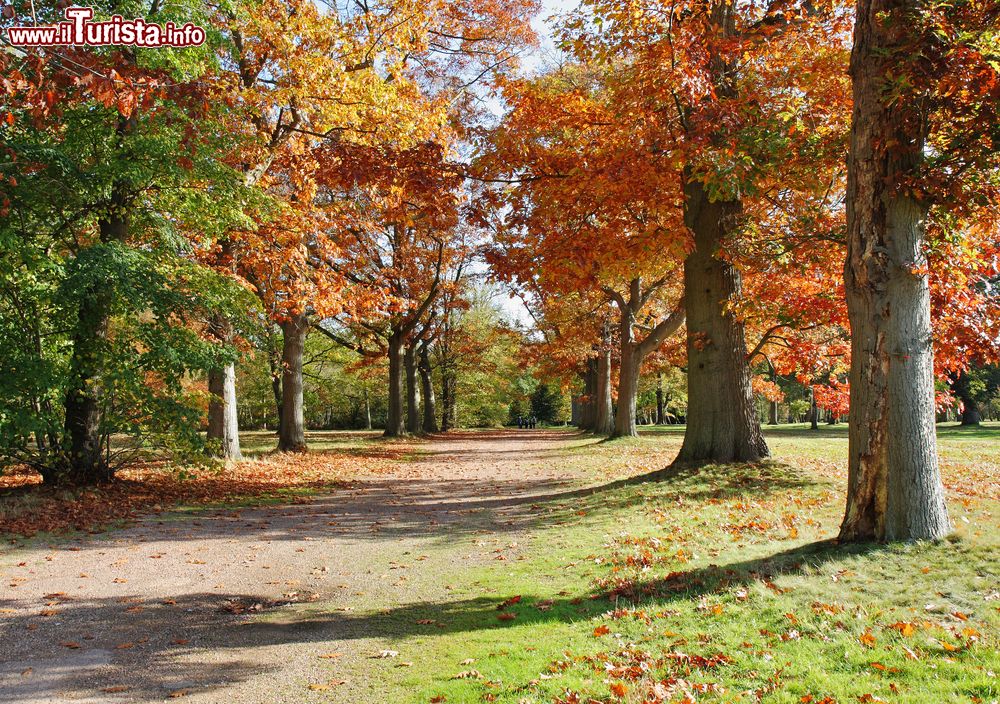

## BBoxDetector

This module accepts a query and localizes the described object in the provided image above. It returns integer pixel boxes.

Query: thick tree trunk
[677,181,769,463]
[840,0,949,542]
[405,343,422,434]
[593,347,614,436]
[614,346,641,438]
[385,329,406,437]
[62,281,114,484]
[277,312,309,452]
[655,373,665,425]
[419,343,438,433]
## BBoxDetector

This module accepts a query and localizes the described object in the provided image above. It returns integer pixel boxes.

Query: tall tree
[840,0,999,541]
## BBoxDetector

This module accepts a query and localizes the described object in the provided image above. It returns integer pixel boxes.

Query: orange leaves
[858,630,877,648]
[593,624,611,637]
[886,621,916,637]
[608,681,628,697]
[0,446,403,537]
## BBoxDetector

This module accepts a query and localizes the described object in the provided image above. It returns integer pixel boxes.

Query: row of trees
[1,0,998,546]
[475,0,999,541]
[0,0,539,476]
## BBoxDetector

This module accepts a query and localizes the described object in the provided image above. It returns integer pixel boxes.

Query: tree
[0,1,253,483]
[839,0,999,542]
[530,383,563,425]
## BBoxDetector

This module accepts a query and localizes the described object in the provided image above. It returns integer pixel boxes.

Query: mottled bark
[840,0,949,542]
[677,181,769,463]
[277,312,309,452]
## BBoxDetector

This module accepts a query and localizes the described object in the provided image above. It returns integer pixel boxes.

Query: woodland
[0,0,998,703]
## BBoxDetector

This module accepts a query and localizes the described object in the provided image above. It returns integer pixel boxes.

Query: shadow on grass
[0,539,895,702]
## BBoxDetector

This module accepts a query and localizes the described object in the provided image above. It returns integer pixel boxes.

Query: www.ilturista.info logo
[3,6,206,47]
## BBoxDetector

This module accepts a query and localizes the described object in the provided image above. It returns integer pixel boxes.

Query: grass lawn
[341,423,999,703]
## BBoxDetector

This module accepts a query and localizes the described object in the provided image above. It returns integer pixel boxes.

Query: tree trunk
[677,180,769,463]
[840,0,949,542]
[405,342,422,434]
[364,389,373,430]
[277,312,309,452]
[614,347,641,438]
[593,347,614,436]
[655,373,665,425]
[62,280,114,484]
[419,343,438,433]
[60,177,133,485]
[578,358,596,430]
[267,325,283,431]
[207,313,243,461]
[951,372,982,425]
[207,362,243,461]
[385,328,406,437]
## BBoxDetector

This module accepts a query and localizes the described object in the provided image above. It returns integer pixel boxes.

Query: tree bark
[207,313,244,461]
[277,312,309,452]
[404,342,422,434]
[615,345,641,438]
[840,0,949,542]
[207,362,243,461]
[61,177,132,484]
[385,328,406,437]
[951,372,982,425]
[677,181,769,463]
[419,342,438,433]
[594,347,614,436]
[364,389,373,430]
[579,358,597,430]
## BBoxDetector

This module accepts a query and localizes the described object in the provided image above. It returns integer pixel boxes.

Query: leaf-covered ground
[0,425,996,704]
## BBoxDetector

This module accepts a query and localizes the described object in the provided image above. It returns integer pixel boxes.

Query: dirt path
[0,430,598,704]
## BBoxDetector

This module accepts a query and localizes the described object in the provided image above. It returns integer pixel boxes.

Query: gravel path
[0,430,593,704]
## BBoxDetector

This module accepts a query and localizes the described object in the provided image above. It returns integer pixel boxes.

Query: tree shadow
[0,539,892,702]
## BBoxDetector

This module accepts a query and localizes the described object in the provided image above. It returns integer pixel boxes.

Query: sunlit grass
[341,424,999,703]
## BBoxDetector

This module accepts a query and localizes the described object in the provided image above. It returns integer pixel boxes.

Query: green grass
[332,424,999,703]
